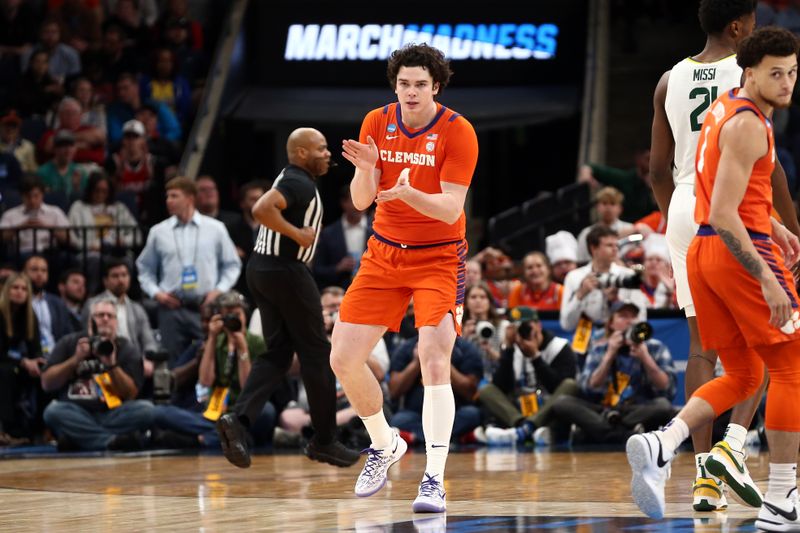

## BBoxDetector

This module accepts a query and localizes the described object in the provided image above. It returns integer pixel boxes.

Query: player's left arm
[771,159,800,237]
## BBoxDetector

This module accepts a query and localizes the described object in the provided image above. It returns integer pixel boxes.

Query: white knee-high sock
[360,408,394,450]
[423,384,455,481]
[766,463,798,504]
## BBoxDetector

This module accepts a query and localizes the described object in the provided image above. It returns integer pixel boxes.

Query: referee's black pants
[236,258,337,444]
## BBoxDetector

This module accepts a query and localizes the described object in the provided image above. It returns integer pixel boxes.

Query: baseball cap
[609,300,640,316]
[53,129,76,146]
[122,119,145,137]
[508,306,539,323]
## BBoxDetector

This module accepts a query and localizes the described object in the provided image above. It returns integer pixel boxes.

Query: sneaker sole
[304,445,359,467]
[693,499,725,512]
[412,499,446,513]
[355,439,408,498]
[626,436,665,519]
[755,518,798,532]
[216,417,251,469]
[705,455,761,508]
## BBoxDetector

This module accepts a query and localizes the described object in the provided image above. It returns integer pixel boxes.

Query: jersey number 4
[689,86,719,132]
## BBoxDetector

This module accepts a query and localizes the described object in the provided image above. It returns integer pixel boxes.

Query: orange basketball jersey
[694,88,776,234]
[360,102,479,246]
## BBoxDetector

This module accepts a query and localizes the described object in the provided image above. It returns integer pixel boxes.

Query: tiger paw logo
[455,305,464,326]
[780,311,800,335]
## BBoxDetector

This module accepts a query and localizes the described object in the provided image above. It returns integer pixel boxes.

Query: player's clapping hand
[771,220,800,268]
[376,168,412,203]
[342,135,379,172]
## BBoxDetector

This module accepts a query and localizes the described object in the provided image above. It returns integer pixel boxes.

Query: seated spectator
[548,300,676,445]
[312,185,372,290]
[389,335,483,445]
[158,7,205,85]
[69,76,107,133]
[0,0,38,96]
[106,119,156,208]
[472,246,516,309]
[0,272,45,443]
[507,251,564,312]
[104,0,152,52]
[0,176,70,258]
[107,73,181,146]
[545,230,578,284]
[480,306,578,446]
[139,47,191,126]
[0,140,23,200]
[67,170,139,257]
[638,234,676,310]
[461,282,509,381]
[156,0,204,52]
[195,175,240,226]
[135,102,180,165]
[50,0,103,53]
[0,110,37,173]
[23,254,76,353]
[465,259,482,287]
[21,18,81,81]
[577,147,658,222]
[39,96,106,165]
[57,267,85,328]
[560,225,648,332]
[152,290,276,449]
[13,49,64,117]
[81,25,141,101]
[36,129,89,199]
[576,186,636,264]
[82,258,157,356]
[41,297,155,451]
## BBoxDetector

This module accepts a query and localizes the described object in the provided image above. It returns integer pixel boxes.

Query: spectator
[134,102,179,165]
[465,259,482,287]
[0,176,69,257]
[139,47,191,126]
[577,147,659,222]
[107,72,181,146]
[312,185,373,289]
[576,187,636,264]
[0,109,37,173]
[69,76,107,133]
[0,137,22,199]
[152,290,276,449]
[36,129,89,199]
[227,180,267,267]
[13,49,64,117]
[57,267,85,327]
[159,13,204,85]
[81,25,141,100]
[0,272,45,443]
[39,96,106,165]
[560,225,648,332]
[507,251,564,311]
[461,282,509,381]
[0,0,38,80]
[156,0,203,52]
[82,258,157,357]
[41,297,155,451]
[23,254,76,354]
[105,119,155,207]
[545,230,578,284]
[103,0,152,52]
[21,18,81,81]
[548,300,676,445]
[389,336,483,445]
[638,234,676,310]
[472,246,516,309]
[775,0,800,33]
[480,306,578,446]
[105,0,158,28]
[195,175,240,227]
[51,0,103,53]
[136,176,241,361]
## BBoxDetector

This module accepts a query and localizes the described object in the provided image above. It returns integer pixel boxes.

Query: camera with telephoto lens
[624,321,653,345]
[596,264,644,289]
[222,313,242,332]
[475,320,495,340]
[146,349,173,404]
[75,336,115,378]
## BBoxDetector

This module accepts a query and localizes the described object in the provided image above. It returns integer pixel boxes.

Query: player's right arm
[650,70,675,219]
[709,112,792,327]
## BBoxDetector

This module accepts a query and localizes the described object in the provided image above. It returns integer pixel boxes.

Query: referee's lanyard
[173,222,199,294]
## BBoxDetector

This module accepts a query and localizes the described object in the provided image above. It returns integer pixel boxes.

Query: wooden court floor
[0,447,775,531]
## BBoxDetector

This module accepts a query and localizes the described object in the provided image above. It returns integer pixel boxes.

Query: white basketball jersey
[665,54,742,186]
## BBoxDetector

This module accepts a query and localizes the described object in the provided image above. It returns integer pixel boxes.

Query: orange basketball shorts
[339,233,468,334]
[687,225,800,350]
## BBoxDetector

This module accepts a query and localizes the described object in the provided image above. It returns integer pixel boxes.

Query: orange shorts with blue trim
[339,233,468,335]
[687,225,800,350]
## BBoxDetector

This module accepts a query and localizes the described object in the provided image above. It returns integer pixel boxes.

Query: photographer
[152,291,277,448]
[548,300,676,445]
[560,225,648,331]
[479,306,578,446]
[41,298,155,451]
[462,283,509,380]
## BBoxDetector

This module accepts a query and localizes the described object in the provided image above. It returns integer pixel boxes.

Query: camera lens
[223,313,242,331]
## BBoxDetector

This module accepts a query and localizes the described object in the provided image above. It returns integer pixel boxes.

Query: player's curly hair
[698,0,756,36]
[737,26,799,69]
[386,43,452,95]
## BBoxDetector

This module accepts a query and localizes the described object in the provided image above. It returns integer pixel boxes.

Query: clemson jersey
[694,88,776,234]
[360,102,479,246]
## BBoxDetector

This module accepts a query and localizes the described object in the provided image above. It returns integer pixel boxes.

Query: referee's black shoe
[217,413,251,468]
[305,438,360,467]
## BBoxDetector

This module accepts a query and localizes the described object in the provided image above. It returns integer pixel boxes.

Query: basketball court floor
[0,446,771,531]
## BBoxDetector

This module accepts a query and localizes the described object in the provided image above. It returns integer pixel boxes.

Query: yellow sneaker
[693,476,727,511]
[705,441,763,508]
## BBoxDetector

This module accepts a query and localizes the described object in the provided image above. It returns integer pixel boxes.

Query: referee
[217,128,359,468]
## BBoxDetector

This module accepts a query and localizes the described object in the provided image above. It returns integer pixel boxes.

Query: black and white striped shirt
[253,165,323,263]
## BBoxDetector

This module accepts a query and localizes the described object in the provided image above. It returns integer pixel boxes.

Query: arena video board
[247,0,589,88]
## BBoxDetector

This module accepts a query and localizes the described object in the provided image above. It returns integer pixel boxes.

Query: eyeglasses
[92,312,116,319]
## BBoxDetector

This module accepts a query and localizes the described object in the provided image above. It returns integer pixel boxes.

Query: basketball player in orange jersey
[627,28,800,528]
[330,43,478,513]
[649,0,800,513]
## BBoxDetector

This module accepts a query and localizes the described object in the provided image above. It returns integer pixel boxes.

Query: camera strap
[518,391,539,417]
[202,387,230,421]
[571,317,593,354]
[94,373,122,409]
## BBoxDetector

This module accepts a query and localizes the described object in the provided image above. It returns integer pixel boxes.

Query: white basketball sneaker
[756,488,800,531]
[412,472,447,513]
[704,440,762,507]
[626,432,673,519]
[354,431,407,497]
